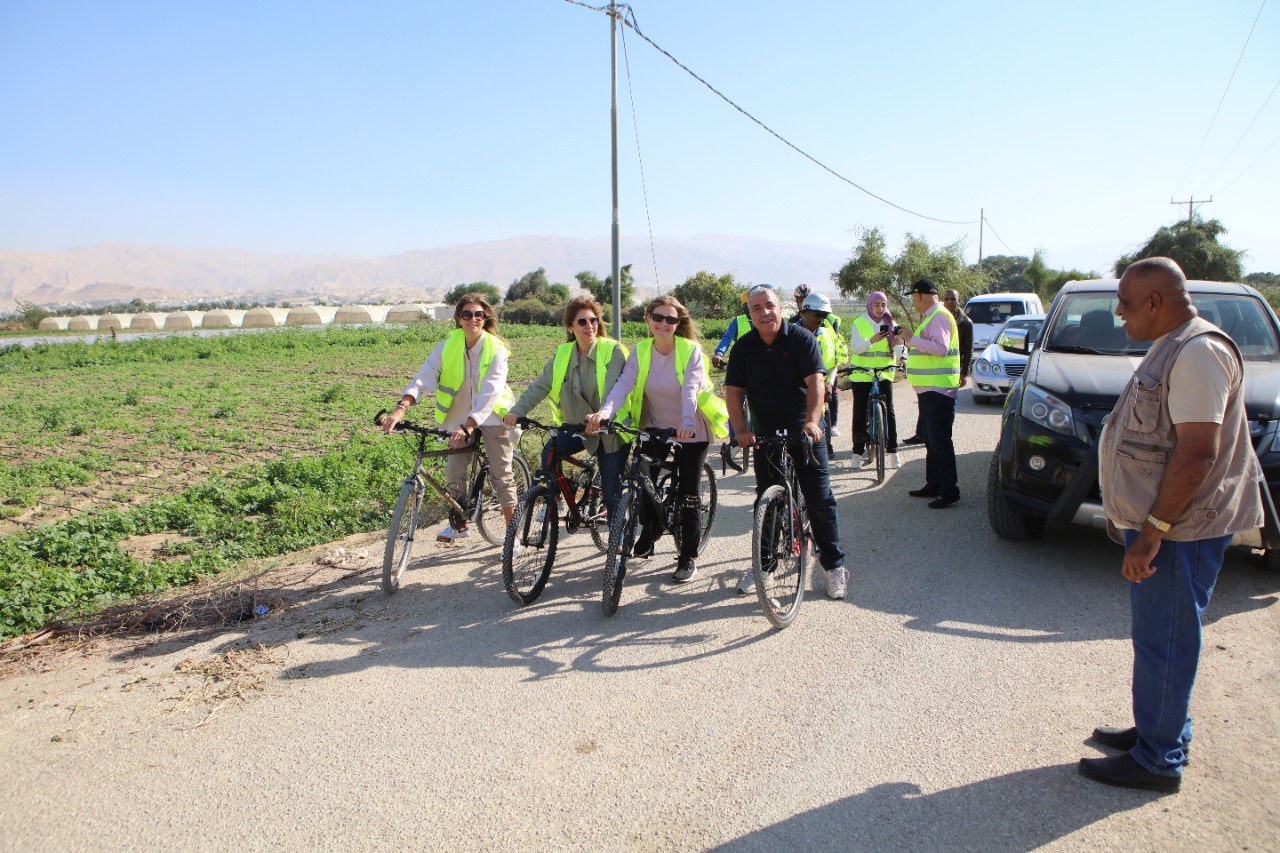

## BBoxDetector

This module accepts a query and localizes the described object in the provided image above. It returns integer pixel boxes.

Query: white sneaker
[826,566,848,600]
[850,454,863,470]
[830,426,841,437]
[888,452,901,470]
[436,523,471,543]
[736,568,755,595]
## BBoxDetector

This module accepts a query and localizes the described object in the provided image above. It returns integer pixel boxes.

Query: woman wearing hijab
[847,291,902,470]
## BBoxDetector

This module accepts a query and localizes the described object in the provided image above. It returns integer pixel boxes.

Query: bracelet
[395,400,409,410]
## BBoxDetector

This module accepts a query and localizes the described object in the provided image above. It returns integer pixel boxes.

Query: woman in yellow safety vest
[503,295,629,516]
[382,293,521,544]
[586,295,728,584]
[847,291,903,470]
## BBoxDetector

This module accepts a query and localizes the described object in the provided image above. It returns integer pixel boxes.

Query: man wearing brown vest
[1080,257,1263,793]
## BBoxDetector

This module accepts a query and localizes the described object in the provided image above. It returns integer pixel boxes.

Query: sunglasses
[575,317,601,327]
[650,313,680,325]
[458,309,486,320]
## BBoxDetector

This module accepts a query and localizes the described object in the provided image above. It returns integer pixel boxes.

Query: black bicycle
[375,410,532,595]
[839,364,901,483]
[599,421,719,616]
[501,416,609,606]
[750,431,815,629]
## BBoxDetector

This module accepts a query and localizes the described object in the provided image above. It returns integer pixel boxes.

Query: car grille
[1004,364,1025,378]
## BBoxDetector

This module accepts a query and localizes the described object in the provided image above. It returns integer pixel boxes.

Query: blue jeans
[918,391,958,499]
[543,432,627,518]
[755,435,845,571]
[1123,529,1230,777]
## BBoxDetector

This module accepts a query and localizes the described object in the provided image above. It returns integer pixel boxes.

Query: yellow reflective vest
[906,305,961,390]
[622,337,730,439]
[849,315,895,381]
[435,329,516,422]
[549,338,628,427]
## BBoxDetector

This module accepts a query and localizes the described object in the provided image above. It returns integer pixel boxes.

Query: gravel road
[2,388,1278,852]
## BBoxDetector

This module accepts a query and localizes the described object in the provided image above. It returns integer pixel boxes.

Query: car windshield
[966,300,1024,325]
[1000,318,1044,341]
[1044,292,1280,361]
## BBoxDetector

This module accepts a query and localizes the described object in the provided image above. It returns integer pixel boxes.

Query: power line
[1172,0,1268,196]
[619,22,661,291]
[981,215,1016,255]
[1218,128,1280,191]
[1198,74,1280,195]
[564,0,978,226]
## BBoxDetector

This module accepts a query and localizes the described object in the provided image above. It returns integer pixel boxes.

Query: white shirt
[401,335,510,430]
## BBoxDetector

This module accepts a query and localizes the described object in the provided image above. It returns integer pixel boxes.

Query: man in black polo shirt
[725,284,848,599]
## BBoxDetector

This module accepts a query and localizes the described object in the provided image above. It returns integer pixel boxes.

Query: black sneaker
[672,560,697,583]
[900,434,924,446]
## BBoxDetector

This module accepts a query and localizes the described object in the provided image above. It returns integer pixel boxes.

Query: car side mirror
[999,327,1032,355]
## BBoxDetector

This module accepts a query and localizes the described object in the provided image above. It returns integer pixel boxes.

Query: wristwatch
[1145,514,1171,533]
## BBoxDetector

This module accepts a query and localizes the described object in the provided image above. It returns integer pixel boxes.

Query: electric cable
[1199,75,1280,195]
[1216,128,1280,192]
[982,215,1017,255]
[620,23,661,291]
[564,0,978,226]
[1172,0,1268,196]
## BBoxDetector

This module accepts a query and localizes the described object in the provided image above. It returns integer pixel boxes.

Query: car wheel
[986,448,1046,541]
[1264,549,1280,573]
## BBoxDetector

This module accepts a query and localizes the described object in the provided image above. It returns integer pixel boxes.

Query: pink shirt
[599,342,712,442]
[909,306,958,400]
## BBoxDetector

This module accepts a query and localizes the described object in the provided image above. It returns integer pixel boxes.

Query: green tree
[1024,249,1096,302]
[443,282,501,306]
[1245,271,1280,288]
[576,264,636,308]
[832,226,893,298]
[672,270,743,319]
[979,255,1032,293]
[1114,217,1245,281]
[15,300,51,329]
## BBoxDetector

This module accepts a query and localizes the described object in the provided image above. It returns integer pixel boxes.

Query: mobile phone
[879,324,889,333]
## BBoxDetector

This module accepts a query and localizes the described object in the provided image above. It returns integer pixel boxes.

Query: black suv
[986,279,1280,567]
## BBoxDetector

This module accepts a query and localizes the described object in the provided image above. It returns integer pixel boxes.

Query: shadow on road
[708,764,1154,852]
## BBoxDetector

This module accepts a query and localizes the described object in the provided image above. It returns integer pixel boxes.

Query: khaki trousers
[445,424,520,510]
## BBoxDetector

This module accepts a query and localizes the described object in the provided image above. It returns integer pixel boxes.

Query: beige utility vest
[1099,316,1263,540]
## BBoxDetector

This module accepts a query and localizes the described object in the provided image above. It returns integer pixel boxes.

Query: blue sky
[1,0,1277,274]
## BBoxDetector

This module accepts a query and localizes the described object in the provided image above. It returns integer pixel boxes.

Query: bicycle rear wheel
[502,485,558,606]
[753,484,807,628]
[872,400,887,484]
[603,489,637,616]
[382,477,425,596]
[582,465,609,553]
[475,453,533,547]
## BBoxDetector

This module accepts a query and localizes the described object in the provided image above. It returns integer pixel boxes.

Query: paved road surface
[2,388,1278,851]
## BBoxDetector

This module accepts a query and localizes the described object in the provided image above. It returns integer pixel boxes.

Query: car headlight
[975,358,991,375]
[990,362,1003,376]
[1021,383,1075,436]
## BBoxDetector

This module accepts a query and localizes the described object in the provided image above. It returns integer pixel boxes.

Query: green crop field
[0,320,732,640]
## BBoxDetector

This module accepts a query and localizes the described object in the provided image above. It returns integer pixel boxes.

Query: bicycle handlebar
[837,364,903,377]
[514,416,587,437]
[754,431,817,468]
[374,409,457,441]
[597,420,680,444]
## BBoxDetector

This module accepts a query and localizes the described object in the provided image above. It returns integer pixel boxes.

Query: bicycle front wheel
[502,485,558,606]
[583,465,609,553]
[383,477,425,596]
[753,484,807,628]
[872,400,887,484]
[603,489,637,616]
[475,453,533,547]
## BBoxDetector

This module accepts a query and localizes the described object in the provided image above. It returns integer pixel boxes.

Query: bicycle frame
[521,418,603,532]
[393,422,486,525]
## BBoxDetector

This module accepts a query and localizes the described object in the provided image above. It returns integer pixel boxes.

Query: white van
[964,292,1045,352]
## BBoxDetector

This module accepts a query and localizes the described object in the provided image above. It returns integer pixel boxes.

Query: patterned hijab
[867,291,893,325]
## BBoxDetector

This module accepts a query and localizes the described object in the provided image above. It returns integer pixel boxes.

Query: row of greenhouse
[36,303,453,332]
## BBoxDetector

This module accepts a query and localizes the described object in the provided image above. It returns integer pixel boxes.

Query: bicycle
[750,431,816,629]
[598,421,719,616]
[374,410,532,595]
[501,416,609,606]
[838,364,902,484]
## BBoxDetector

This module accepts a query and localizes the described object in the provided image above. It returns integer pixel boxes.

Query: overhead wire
[1217,128,1280,191]
[981,215,1017,255]
[565,0,978,226]
[619,21,661,291]
[1198,75,1280,195]
[1172,0,1268,196]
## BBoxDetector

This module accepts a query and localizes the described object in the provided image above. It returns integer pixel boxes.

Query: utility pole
[1170,196,1211,224]
[609,2,622,341]
[978,208,984,268]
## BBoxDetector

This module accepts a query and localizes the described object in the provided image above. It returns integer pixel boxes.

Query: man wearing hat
[894,280,961,508]
[796,291,841,456]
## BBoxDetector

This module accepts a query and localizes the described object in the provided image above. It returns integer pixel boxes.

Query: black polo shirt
[724,321,825,434]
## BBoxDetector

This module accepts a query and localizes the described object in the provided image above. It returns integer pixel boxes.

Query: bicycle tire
[475,453,533,547]
[753,484,807,629]
[382,477,425,596]
[583,466,609,553]
[872,400,887,484]
[502,485,558,606]
[603,489,637,616]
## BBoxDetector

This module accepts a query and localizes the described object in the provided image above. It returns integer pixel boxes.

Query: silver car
[972,313,1045,404]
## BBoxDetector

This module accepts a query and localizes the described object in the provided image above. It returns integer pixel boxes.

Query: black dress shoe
[633,531,654,559]
[1091,726,1138,751]
[900,434,924,445]
[928,495,960,509]
[908,487,940,498]
[1078,754,1180,793]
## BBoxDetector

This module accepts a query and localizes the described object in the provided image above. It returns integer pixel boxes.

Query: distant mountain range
[0,235,850,313]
